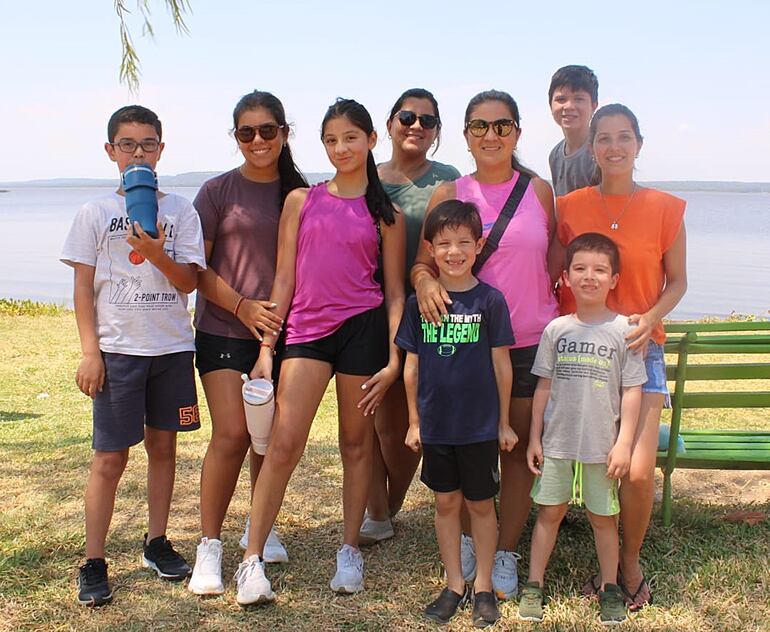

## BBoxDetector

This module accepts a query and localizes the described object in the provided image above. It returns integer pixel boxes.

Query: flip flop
[620,575,653,612]
[580,573,601,597]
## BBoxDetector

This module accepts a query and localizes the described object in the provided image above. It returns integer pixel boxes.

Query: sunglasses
[233,123,286,143]
[465,118,517,138]
[110,139,160,153]
[396,110,439,130]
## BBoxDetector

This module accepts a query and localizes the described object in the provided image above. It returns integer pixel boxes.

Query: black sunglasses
[234,123,285,143]
[465,118,517,138]
[396,110,439,130]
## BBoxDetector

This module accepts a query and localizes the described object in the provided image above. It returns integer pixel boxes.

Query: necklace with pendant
[599,183,637,230]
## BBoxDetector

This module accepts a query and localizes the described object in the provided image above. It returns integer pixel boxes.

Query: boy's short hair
[566,232,620,274]
[107,105,162,143]
[424,199,482,242]
[548,65,599,105]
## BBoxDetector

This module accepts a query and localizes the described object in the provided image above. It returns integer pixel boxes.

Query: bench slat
[680,391,770,408]
[679,430,770,437]
[665,363,770,381]
[665,322,770,333]
[656,456,770,470]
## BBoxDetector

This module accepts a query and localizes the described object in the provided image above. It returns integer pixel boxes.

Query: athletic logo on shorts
[491,466,500,484]
[220,352,232,359]
[179,404,200,426]
[437,344,456,357]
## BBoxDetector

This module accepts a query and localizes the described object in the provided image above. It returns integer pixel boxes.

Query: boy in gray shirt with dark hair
[518,233,646,625]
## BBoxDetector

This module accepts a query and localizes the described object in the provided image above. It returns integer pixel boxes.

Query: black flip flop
[620,575,653,612]
[580,573,601,597]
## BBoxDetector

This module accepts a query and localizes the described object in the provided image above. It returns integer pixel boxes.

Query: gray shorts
[92,351,200,451]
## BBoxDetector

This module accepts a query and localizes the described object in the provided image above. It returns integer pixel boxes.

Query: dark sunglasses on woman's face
[233,123,285,143]
[465,118,517,138]
[396,110,439,130]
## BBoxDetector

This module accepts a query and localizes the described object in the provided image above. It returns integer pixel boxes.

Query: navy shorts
[421,440,500,501]
[92,351,200,451]
[195,330,284,384]
[509,344,539,398]
[283,306,388,376]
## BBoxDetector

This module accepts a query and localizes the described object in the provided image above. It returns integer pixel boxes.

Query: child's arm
[196,240,283,341]
[72,263,104,399]
[358,208,407,416]
[607,384,642,479]
[127,222,197,293]
[251,189,307,381]
[403,351,421,452]
[491,346,517,452]
[527,377,551,475]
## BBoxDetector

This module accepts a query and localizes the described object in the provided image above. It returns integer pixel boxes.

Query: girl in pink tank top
[412,90,559,599]
[239,99,405,603]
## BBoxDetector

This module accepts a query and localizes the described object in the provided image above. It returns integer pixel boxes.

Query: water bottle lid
[242,378,274,405]
[122,163,158,190]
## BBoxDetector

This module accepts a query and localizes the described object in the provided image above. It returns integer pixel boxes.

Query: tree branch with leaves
[115,0,191,92]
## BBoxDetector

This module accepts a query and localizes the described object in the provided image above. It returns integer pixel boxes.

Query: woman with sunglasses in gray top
[360,88,460,546]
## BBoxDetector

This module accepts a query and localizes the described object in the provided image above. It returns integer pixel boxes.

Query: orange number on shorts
[178,404,200,426]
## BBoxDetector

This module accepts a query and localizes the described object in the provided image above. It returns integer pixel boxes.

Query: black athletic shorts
[93,351,200,451]
[509,344,539,398]
[283,305,388,376]
[421,440,500,501]
[195,330,284,383]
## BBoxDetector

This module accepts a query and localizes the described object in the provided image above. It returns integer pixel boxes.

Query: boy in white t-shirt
[60,105,206,607]
[518,233,646,625]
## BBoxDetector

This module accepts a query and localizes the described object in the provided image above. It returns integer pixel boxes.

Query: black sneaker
[142,534,191,581]
[77,558,113,607]
[424,585,469,624]
[472,591,500,628]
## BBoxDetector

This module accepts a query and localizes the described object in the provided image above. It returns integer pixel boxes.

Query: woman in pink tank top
[412,90,560,600]
[236,99,406,604]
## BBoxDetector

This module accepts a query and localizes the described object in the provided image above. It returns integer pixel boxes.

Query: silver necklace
[599,183,637,230]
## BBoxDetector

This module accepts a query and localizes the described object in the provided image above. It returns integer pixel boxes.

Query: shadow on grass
[0,410,43,423]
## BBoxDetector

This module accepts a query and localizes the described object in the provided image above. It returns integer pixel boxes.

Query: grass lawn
[1,305,768,631]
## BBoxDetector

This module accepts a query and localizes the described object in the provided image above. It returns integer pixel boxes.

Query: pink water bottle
[241,375,275,455]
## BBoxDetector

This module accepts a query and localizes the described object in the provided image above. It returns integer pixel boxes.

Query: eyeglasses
[110,139,160,153]
[233,124,285,143]
[464,118,517,138]
[396,110,439,130]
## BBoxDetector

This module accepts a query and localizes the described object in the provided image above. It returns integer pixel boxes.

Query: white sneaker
[461,533,477,582]
[235,554,275,606]
[188,538,224,595]
[329,545,364,593]
[240,517,289,563]
[492,550,521,600]
[358,513,394,546]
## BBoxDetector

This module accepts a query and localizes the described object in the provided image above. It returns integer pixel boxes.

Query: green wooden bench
[655,321,770,526]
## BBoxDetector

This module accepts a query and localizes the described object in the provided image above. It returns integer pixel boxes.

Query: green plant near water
[0,298,68,316]
[0,310,767,631]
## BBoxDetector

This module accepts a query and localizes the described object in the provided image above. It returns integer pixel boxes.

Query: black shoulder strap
[472,173,531,275]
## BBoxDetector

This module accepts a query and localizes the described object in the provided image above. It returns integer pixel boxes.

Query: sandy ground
[658,469,770,506]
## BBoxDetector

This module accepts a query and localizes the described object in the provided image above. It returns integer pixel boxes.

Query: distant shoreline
[1,173,768,193]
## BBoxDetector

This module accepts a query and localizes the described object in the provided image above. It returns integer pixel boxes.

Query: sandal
[620,575,653,612]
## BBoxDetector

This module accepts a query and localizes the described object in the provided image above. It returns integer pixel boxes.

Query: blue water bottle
[122,163,159,238]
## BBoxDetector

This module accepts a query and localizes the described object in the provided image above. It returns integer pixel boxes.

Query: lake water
[0,186,768,320]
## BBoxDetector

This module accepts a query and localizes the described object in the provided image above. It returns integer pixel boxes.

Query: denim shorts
[642,341,671,408]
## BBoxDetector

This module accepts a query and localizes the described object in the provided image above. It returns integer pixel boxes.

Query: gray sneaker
[358,513,394,546]
[518,581,544,622]
[599,584,627,625]
[460,533,477,582]
[492,550,520,599]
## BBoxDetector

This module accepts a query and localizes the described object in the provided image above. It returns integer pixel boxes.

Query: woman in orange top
[556,104,687,611]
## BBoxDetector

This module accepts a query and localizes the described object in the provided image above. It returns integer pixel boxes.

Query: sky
[1,0,769,183]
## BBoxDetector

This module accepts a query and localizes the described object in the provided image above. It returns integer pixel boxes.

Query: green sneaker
[518,581,544,622]
[599,583,627,625]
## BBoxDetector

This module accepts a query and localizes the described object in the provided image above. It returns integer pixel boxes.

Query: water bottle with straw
[241,374,275,455]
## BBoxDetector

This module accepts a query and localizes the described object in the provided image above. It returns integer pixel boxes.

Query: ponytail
[365,151,397,226]
[277,144,308,205]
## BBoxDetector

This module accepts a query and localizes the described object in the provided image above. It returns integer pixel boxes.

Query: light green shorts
[530,457,619,516]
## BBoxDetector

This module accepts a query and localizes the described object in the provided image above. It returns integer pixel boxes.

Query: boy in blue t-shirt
[396,200,516,627]
[60,105,206,607]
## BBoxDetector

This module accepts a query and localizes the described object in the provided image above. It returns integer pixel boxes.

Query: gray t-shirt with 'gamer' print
[531,314,647,463]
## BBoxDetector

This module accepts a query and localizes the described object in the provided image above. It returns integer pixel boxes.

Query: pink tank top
[455,173,558,348]
[285,183,383,345]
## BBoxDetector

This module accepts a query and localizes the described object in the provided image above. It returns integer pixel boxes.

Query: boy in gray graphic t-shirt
[518,233,646,626]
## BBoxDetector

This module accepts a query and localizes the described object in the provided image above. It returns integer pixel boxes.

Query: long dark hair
[321,98,397,226]
[464,90,537,179]
[589,104,643,180]
[232,90,308,204]
[387,87,442,155]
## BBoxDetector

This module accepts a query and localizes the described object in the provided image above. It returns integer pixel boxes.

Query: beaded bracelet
[260,341,276,355]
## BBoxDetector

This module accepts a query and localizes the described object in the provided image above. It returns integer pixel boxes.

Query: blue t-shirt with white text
[395,282,514,445]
